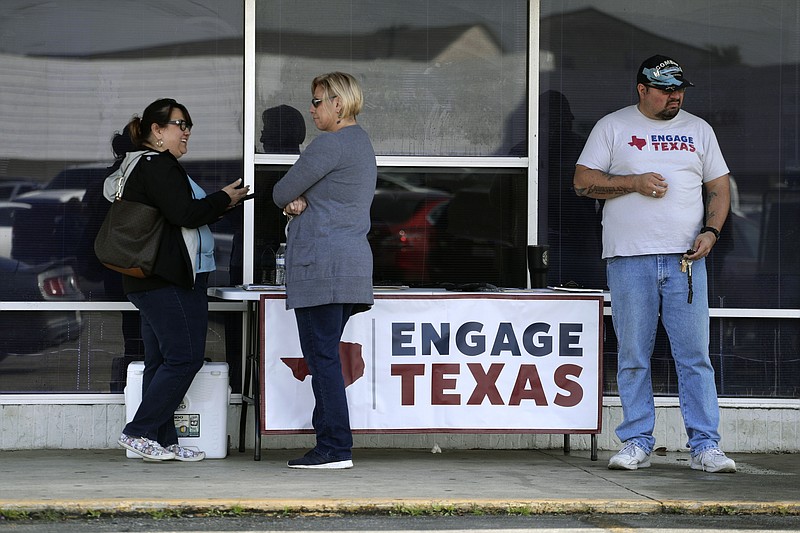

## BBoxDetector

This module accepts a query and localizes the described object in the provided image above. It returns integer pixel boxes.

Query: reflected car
[0,201,31,258]
[0,180,42,201]
[369,175,450,284]
[0,257,85,359]
[13,188,86,266]
[11,160,242,286]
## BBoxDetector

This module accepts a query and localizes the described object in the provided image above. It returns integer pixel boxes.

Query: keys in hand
[680,249,694,304]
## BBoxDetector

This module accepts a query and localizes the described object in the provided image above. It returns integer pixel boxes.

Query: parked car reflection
[0,180,42,201]
[367,172,527,288]
[369,175,450,284]
[11,160,243,295]
[0,256,84,360]
[0,201,31,258]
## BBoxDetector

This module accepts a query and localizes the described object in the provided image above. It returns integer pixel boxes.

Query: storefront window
[603,316,799,399]
[0,311,236,393]
[255,0,528,156]
[254,167,529,289]
[541,1,800,397]
[4,1,792,399]
[0,0,244,393]
[254,0,531,289]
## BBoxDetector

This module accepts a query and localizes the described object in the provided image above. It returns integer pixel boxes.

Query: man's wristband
[700,226,720,240]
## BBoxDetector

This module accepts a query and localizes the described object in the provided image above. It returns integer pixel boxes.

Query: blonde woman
[273,72,376,469]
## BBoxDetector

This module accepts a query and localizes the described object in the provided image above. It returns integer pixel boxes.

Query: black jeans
[123,274,208,446]
[294,303,355,460]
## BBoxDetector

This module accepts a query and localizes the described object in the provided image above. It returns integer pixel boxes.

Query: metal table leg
[563,434,599,461]
[238,300,262,460]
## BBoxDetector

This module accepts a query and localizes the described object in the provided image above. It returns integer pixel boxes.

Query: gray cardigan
[273,124,376,310]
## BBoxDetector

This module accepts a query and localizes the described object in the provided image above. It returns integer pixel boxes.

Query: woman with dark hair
[273,72,376,469]
[111,98,249,461]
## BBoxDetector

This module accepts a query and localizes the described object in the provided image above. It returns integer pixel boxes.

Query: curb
[2,499,799,517]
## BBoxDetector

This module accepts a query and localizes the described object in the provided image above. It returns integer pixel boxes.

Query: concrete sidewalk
[0,448,798,517]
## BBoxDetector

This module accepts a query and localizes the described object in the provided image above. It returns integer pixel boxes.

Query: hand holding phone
[223,179,250,205]
[231,193,255,208]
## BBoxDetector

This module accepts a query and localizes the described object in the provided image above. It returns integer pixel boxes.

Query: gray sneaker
[608,441,651,470]
[691,448,736,473]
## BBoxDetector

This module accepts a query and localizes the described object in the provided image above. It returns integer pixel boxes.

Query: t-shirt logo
[650,134,696,152]
[627,134,697,152]
[628,135,647,150]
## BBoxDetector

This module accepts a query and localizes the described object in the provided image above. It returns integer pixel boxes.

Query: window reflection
[6,153,244,300]
[603,316,800,399]
[538,90,605,289]
[0,1,244,393]
[255,167,528,288]
[0,1,244,300]
[542,1,800,398]
[255,0,528,156]
[0,311,232,394]
[540,1,800,309]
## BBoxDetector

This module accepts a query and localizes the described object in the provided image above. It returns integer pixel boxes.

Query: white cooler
[124,361,230,459]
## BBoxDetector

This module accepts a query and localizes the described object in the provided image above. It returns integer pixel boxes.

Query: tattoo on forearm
[576,184,632,197]
[706,190,721,222]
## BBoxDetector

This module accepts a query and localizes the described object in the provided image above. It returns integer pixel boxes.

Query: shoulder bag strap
[114,150,158,200]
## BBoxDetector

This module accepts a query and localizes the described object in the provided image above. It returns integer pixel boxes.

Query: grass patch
[0,509,31,520]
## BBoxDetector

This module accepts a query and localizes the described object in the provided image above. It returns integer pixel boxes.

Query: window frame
[242,0,541,286]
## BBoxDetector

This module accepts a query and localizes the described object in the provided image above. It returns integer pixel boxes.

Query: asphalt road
[2,514,800,532]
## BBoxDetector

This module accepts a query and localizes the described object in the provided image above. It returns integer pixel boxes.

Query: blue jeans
[123,274,208,446]
[607,255,721,455]
[294,303,355,461]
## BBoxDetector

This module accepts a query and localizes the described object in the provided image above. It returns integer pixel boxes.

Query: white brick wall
[1,401,797,452]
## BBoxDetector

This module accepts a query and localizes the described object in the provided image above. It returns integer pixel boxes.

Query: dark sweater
[120,151,231,293]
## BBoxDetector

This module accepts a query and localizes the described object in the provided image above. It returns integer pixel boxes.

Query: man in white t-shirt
[574,55,735,473]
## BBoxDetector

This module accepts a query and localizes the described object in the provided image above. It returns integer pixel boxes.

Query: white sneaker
[691,448,736,473]
[608,442,651,470]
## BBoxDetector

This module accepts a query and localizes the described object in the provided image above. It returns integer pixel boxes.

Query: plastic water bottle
[274,243,286,285]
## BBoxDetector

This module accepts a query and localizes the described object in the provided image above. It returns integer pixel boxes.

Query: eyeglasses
[311,95,337,108]
[165,120,193,131]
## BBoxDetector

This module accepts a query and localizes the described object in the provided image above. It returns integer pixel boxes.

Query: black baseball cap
[636,55,694,91]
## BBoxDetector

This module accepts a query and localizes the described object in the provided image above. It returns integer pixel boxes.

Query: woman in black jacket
[113,98,249,461]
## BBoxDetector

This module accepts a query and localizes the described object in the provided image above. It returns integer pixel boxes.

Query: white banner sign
[261,294,603,434]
